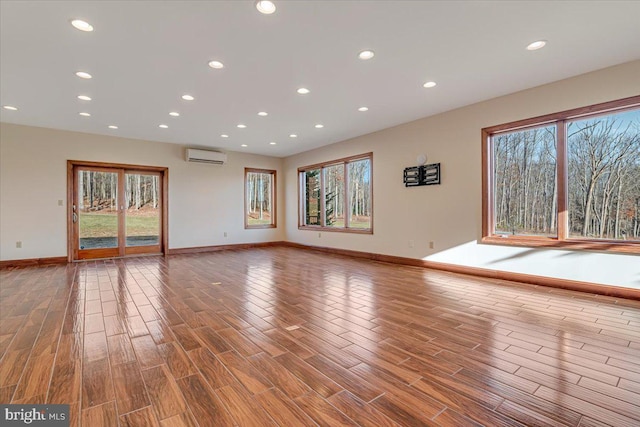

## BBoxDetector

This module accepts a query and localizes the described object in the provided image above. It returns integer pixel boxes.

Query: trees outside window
[245,169,276,228]
[348,159,372,230]
[324,164,345,227]
[483,96,639,253]
[493,125,557,237]
[567,111,639,240]
[299,153,372,233]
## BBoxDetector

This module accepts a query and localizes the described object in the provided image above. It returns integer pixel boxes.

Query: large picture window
[245,168,276,229]
[299,153,372,233]
[483,96,640,253]
[493,124,558,237]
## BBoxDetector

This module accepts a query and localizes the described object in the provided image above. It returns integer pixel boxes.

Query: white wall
[0,124,285,260]
[284,60,640,289]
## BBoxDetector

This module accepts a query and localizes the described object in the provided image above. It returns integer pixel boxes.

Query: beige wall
[0,124,285,260]
[2,61,638,288]
[284,60,640,288]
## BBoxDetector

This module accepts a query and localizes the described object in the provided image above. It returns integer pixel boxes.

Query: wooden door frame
[67,160,169,262]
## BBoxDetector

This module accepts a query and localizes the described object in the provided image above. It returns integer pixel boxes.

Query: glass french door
[72,165,162,260]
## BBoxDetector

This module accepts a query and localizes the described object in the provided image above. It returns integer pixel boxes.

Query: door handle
[73,212,78,223]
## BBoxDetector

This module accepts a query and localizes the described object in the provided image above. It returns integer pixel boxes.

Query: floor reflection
[1,248,639,426]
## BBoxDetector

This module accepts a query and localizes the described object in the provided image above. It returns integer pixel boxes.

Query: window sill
[482,235,640,254]
[246,224,277,230]
[299,226,373,235]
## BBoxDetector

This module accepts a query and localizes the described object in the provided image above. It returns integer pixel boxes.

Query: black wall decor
[403,163,441,187]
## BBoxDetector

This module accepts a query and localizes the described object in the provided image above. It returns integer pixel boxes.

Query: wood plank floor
[1,247,639,426]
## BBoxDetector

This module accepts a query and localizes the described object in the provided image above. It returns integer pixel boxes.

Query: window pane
[323,164,345,227]
[567,109,640,240]
[246,171,274,227]
[348,159,372,229]
[493,125,557,236]
[304,169,321,226]
[78,171,118,249]
[125,174,160,246]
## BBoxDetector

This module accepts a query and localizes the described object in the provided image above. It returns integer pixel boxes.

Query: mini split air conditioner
[185,148,227,165]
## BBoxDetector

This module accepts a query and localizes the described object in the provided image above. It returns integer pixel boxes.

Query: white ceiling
[1,1,639,157]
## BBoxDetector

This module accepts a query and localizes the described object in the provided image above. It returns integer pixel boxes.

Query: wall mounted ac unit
[185,148,227,165]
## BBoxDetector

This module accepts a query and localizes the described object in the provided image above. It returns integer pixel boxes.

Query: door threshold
[73,252,164,262]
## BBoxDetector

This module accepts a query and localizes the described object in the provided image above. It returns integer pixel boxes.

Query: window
[492,125,557,237]
[567,111,640,240]
[299,153,372,233]
[483,96,640,253]
[245,168,276,228]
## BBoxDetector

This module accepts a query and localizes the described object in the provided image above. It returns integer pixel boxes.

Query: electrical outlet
[58,199,64,206]
[16,241,22,249]
[429,241,435,249]
[318,232,321,238]
[223,232,227,237]
[408,240,414,248]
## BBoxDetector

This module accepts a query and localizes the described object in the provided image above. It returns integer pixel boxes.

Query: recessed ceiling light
[358,107,369,112]
[75,71,92,79]
[270,142,277,145]
[241,144,248,147]
[79,112,91,117]
[237,124,247,128]
[358,50,375,60]
[526,40,547,51]
[315,124,324,129]
[220,134,229,138]
[77,95,92,101]
[423,81,437,88]
[258,111,268,116]
[71,19,93,32]
[2,105,18,111]
[181,94,194,101]
[159,124,168,129]
[108,125,118,129]
[255,1,276,15]
[289,134,297,138]
[297,88,310,95]
[169,112,180,117]
[208,60,224,69]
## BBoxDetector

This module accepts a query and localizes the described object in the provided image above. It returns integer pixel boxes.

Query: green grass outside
[348,219,371,229]
[248,218,273,226]
[79,213,159,238]
[322,217,371,229]
[247,209,273,226]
